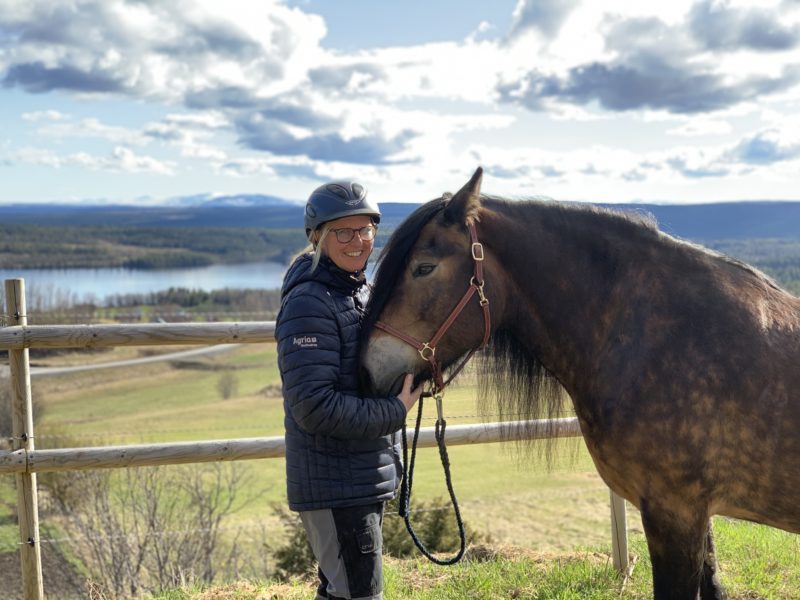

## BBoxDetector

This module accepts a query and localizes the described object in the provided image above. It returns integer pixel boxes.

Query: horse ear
[444,167,483,225]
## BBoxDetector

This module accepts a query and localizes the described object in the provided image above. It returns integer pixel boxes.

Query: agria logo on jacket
[293,335,318,348]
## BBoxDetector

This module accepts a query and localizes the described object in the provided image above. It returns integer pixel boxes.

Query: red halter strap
[374,222,491,394]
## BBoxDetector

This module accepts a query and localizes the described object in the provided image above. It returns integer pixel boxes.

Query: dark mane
[361,197,448,338]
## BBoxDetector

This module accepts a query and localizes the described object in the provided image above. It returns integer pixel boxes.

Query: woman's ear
[443,167,483,225]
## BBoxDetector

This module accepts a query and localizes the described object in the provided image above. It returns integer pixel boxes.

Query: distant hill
[606,201,800,240]
[1,197,798,239]
[380,201,800,240]
[0,195,303,229]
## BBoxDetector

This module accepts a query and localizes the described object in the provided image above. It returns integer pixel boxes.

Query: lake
[0,263,288,306]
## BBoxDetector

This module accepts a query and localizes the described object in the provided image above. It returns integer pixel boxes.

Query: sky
[1,0,800,206]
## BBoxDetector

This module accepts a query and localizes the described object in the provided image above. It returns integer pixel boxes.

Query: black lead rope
[398,391,467,565]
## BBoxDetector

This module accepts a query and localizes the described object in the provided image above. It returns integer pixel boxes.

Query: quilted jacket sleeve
[276,288,407,441]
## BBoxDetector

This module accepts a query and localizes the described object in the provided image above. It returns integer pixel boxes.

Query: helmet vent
[326,183,349,199]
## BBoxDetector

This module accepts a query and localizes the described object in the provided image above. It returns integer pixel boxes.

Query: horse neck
[481,202,649,388]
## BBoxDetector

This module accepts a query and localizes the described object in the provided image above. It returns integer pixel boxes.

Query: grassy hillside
[156,520,800,599]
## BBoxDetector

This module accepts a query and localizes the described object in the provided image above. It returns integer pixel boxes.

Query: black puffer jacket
[276,253,407,511]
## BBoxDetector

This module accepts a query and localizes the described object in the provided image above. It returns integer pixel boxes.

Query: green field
[3,343,799,597]
[26,344,617,546]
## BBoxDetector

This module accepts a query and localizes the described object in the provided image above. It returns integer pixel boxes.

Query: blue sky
[1,0,799,205]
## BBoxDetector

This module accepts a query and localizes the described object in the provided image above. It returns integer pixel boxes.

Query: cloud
[498,61,731,113]
[3,0,800,199]
[21,109,66,122]
[3,62,125,93]
[508,0,577,40]
[14,145,176,174]
[37,117,149,145]
[666,157,730,178]
[184,86,260,110]
[496,7,800,115]
[689,0,800,51]
[725,129,800,164]
[217,157,276,177]
[308,63,387,94]
[0,0,323,101]
[668,118,733,137]
[234,113,418,164]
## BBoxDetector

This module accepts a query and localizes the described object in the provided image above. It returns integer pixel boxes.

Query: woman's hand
[397,373,424,413]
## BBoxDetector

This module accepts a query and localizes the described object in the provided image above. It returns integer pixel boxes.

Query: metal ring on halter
[469,277,490,307]
[471,242,484,261]
[418,343,435,361]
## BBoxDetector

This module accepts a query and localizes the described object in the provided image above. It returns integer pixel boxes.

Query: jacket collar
[281,253,366,298]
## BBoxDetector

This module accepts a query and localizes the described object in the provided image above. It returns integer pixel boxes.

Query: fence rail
[1,278,628,600]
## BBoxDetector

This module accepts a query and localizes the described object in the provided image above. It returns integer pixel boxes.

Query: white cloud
[14,145,176,174]
[21,110,66,122]
[37,117,150,145]
[2,0,800,202]
[668,119,734,136]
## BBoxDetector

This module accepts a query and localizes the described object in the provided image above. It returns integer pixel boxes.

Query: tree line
[0,224,307,269]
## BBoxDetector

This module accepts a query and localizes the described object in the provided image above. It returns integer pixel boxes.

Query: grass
[28,344,617,545]
[6,344,800,597]
[148,522,800,599]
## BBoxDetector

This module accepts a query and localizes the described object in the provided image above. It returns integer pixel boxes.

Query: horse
[359,167,800,599]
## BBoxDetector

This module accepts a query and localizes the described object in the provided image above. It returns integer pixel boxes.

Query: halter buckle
[471,242,484,261]
[418,343,435,361]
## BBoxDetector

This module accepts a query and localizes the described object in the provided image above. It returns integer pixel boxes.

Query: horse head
[360,167,507,396]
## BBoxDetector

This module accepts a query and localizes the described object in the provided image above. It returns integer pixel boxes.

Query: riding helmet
[304,181,381,240]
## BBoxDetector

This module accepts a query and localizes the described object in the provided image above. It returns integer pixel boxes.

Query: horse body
[360,168,800,599]
[487,201,800,529]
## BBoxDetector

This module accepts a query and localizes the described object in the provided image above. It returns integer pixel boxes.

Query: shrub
[270,496,487,579]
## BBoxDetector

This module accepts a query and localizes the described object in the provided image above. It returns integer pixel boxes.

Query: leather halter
[374,222,491,394]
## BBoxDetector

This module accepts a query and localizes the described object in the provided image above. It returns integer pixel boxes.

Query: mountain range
[1,195,798,240]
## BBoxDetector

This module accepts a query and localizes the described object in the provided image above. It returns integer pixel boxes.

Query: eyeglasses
[330,225,377,243]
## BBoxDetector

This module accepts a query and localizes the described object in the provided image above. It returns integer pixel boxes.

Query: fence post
[610,490,629,573]
[4,279,44,600]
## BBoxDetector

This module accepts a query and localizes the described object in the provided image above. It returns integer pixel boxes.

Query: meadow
[23,343,618,549]
[2,342,799,597]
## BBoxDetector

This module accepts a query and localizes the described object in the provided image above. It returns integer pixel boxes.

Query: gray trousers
[300,503,385,600]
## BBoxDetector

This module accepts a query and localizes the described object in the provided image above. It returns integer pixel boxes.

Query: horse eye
[413,263,436,277]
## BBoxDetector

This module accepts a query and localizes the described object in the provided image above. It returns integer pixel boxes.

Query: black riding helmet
[304,181,381,240]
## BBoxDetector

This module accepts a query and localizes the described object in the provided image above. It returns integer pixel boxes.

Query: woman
[275,180,422,600]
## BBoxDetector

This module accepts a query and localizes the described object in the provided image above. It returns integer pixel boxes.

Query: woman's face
[319,214,376,273]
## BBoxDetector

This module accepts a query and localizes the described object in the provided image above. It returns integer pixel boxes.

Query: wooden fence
[0,278,629,599]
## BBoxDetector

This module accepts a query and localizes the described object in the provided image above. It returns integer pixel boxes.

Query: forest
[0,224,308,269]
[1,208,798,299]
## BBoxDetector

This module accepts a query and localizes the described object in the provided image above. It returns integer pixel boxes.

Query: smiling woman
[273,180,423,600]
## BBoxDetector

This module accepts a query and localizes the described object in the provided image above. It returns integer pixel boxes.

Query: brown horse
[360,167,800,599]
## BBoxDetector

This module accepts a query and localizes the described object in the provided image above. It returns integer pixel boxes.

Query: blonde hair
[309,222,333,272]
